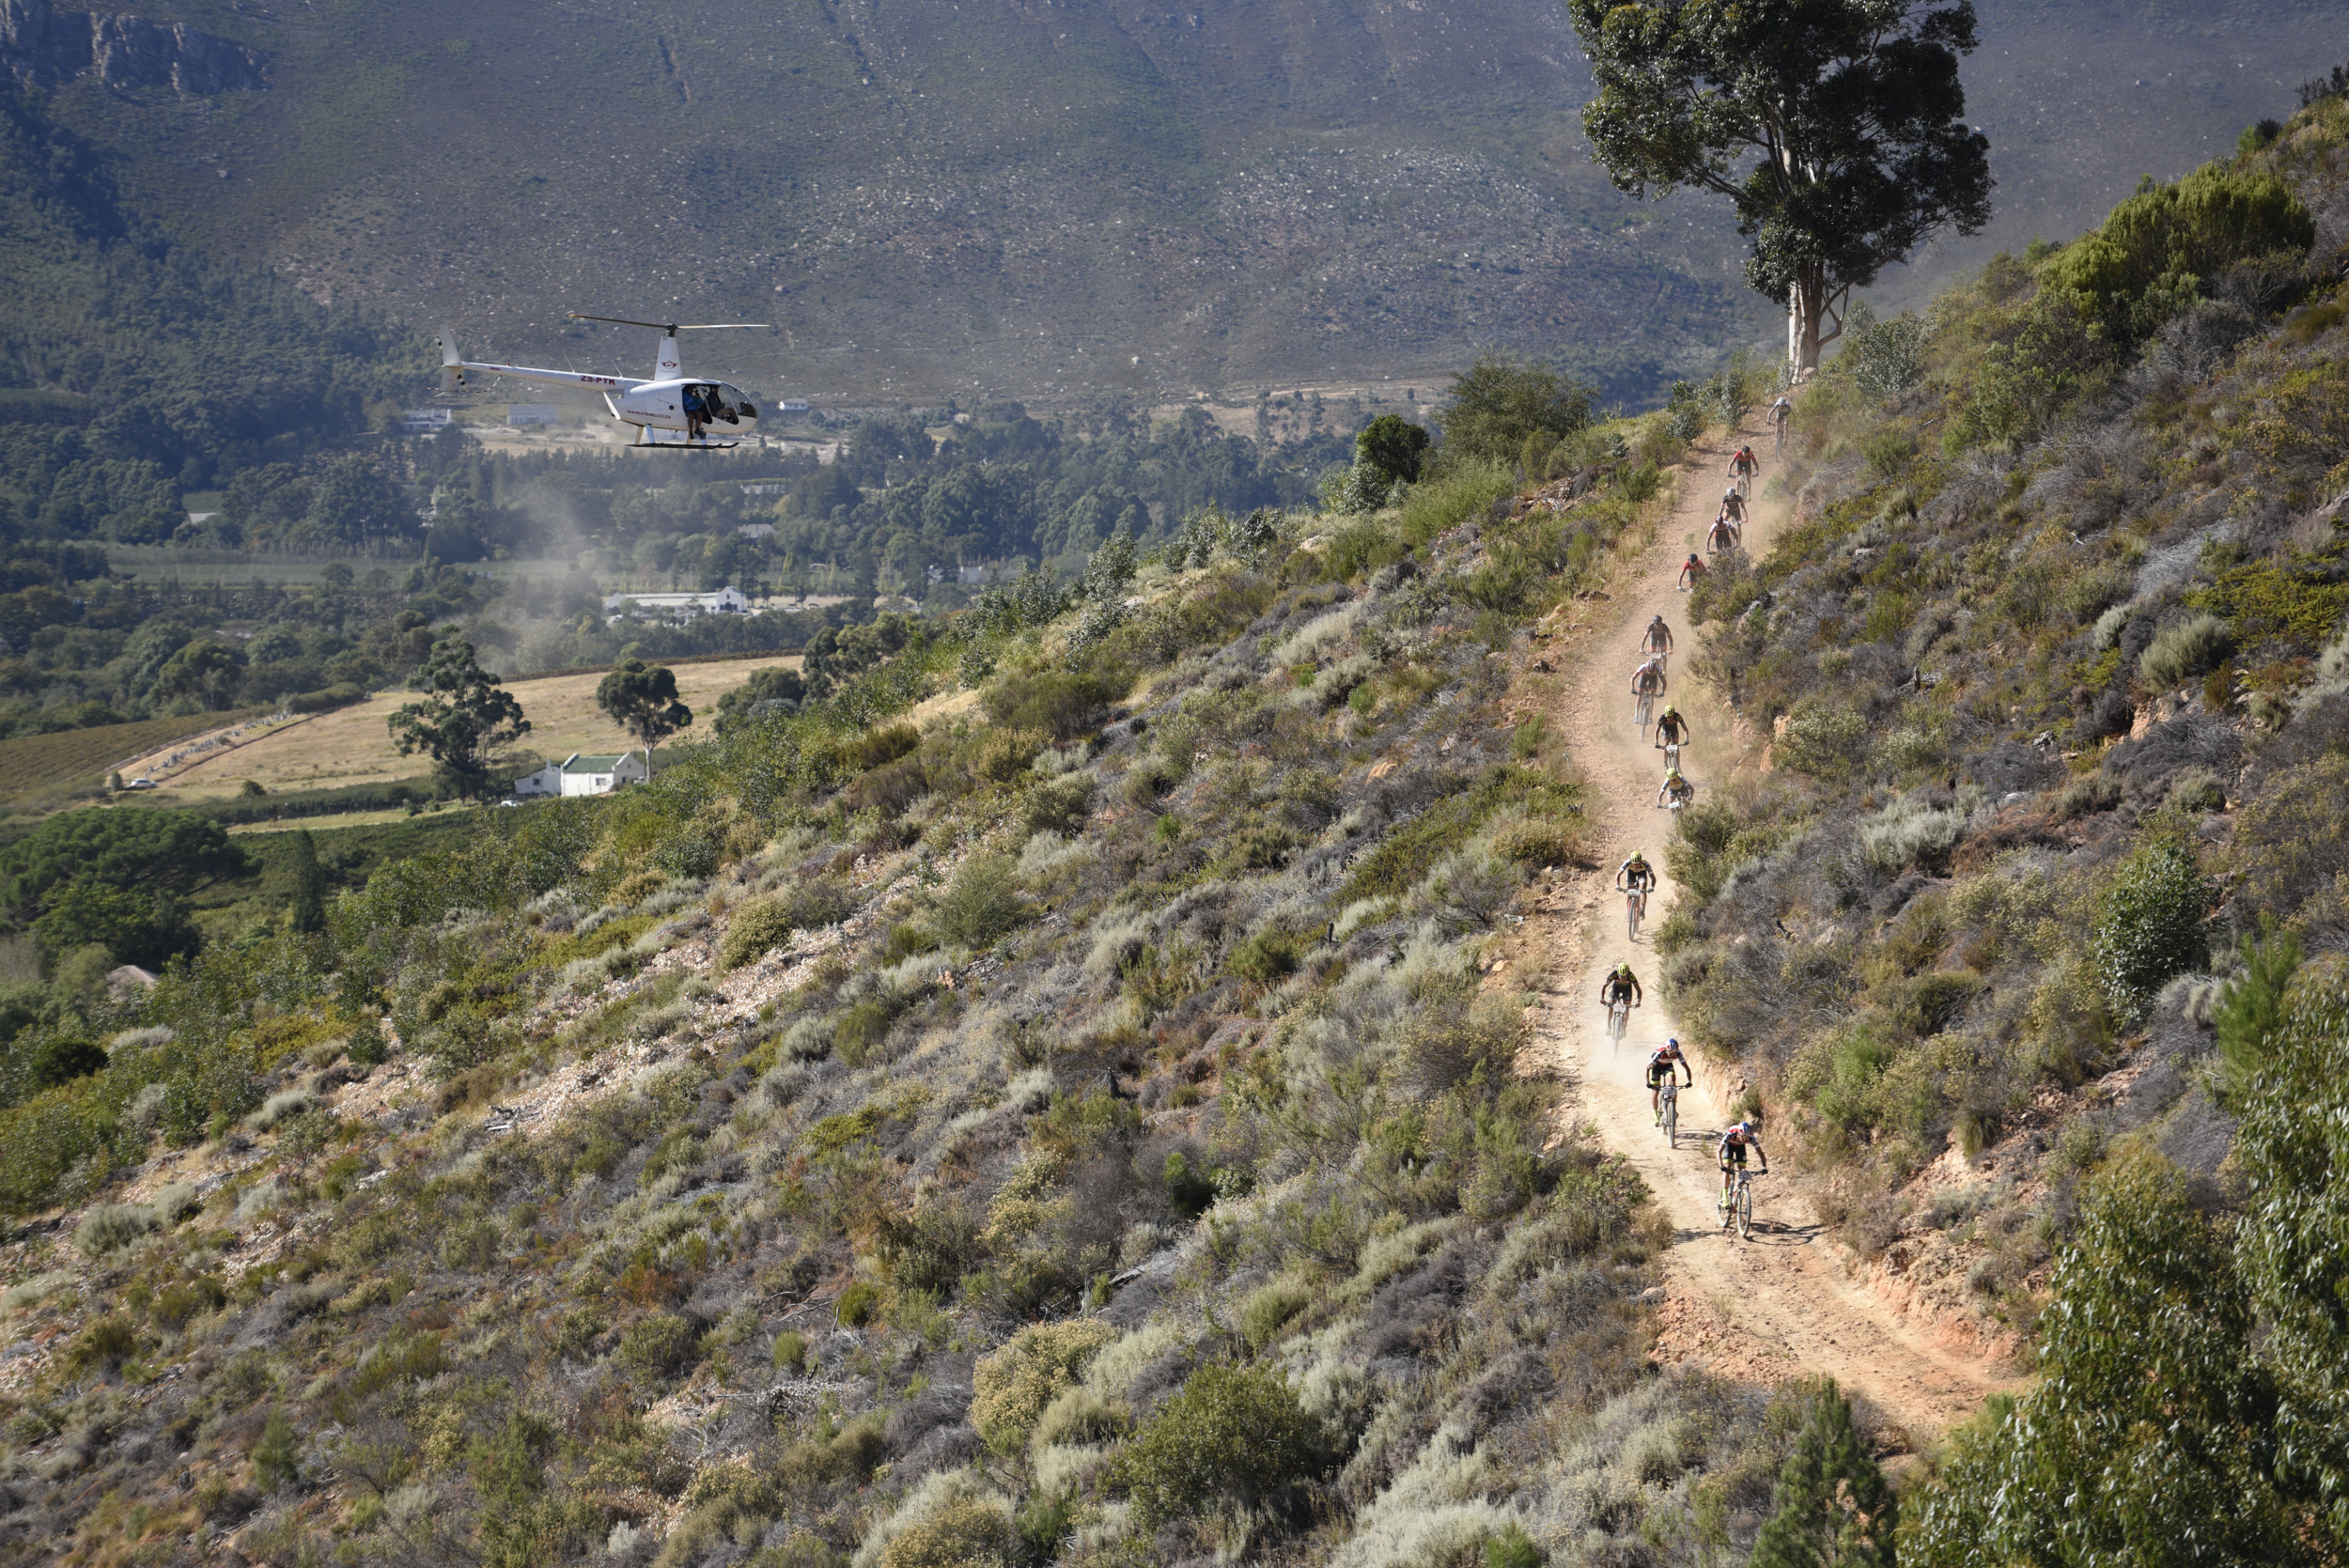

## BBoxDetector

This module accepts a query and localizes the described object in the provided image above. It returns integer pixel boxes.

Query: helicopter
[436,314,770,448]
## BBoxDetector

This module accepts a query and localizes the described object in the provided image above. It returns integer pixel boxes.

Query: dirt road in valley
[1519,414,2022,1445]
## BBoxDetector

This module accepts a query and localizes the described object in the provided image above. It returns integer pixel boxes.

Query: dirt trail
[1520,414,2019,1443]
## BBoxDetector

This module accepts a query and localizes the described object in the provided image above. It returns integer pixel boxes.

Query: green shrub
[984,671,1120,744]
[1862,428,1916,477]
[832,1000,895,1066]
[842,723,921,773]
[1397,458,1515,546]
[63,1313,139,1374]
[617,1313,701,1380]
[1227,927,1304,984]
[971,1319,1120,1452]
[835,1281,880,1327]
[771,1328,811,1374]
[2139,613,2233,691]
[1775,698,1870,781]
[934,853,1028,950]
[2092,840,2212,1025]
[1486,1524,1546,1568]
[346,1018,389,1066]
[1239,1276,1313,1350]
[2042,162,2315,342]
[1843,303,1929,404]
[719,878,854,970]
[1024,775,1095,835]
[1118,1362,1328,1528]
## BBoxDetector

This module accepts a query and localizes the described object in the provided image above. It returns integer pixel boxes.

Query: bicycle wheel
[1736,1178,1753,1239]
[1626,893,1639,940]
[1663,1090,1677,1149]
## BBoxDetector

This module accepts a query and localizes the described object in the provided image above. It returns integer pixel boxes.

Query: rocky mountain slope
[8,62,2349,1568]
[9,0,2341,403]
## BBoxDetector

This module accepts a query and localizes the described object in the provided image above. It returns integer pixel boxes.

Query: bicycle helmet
[1615,961,1633,976]
[1666,766,1683,780]
[1661,706,1679,718]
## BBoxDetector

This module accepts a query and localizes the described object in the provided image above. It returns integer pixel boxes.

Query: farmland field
[115,654,801,802]
[0,710,264,808]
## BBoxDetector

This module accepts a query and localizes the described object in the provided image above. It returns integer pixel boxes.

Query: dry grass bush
[855,1470,1019,1568]
[2139,613,2234,691]
[972,1320,1121,1453]
[75,1201,158,1254]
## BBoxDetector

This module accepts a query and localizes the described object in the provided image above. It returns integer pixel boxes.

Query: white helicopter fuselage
[436,326,762,445]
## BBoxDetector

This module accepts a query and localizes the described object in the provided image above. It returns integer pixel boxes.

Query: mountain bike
[1634,691,1656,733]
[1626,884,1648,940]
[1607,997,1629,1051]
[1661,737,1682,770]
[1723,1168,1766,1239]
[1659,1078,1679,1149]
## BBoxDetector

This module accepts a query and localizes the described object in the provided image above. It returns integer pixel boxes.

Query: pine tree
[252,1406,299,1492]
[1750,1380,1894,1568]
[286,829,327,934]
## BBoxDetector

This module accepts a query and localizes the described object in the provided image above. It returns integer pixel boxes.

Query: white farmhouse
[602,585,751,622]
[512,751,650,799]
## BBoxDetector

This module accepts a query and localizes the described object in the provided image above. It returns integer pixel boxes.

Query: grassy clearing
[122,653,800,800]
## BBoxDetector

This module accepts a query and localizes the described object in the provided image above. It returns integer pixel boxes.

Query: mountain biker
[1707,516,1738,553]
[1647,1036,1691,1124]
[1657,767,1695,809]
[1770,396,1793,451]
[1719,488,1747,528]
[1656,705,1689,751]
[1600,961,1641,1017]
[1727,445,1759,493]
[1641,614,1673,660]
[1677,552,1705,590]
[1718,1118,1769,1226]
[1631,658,1667,701]
[1618,849,1657,900]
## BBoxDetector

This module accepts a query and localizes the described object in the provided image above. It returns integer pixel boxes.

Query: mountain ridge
[13,0,2340,406]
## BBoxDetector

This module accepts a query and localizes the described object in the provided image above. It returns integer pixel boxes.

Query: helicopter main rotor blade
[568,313,771,333]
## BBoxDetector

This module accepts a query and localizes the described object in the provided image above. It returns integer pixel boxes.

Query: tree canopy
[0,807,249,920]
[1355,413,1431,487]
[387,632,529,796]
[595,657,693,766]
[1567,0,1993,373]
[1435,355,1595,465]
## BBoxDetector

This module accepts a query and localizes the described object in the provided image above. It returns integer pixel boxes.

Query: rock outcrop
[0,0,265,93]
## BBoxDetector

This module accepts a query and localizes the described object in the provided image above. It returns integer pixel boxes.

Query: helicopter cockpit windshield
[682,382,758,428]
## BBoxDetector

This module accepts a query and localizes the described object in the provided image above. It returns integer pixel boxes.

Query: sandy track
[1521,415,2019,1443]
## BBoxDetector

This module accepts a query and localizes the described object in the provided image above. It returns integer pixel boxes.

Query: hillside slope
[16,0,2342,401]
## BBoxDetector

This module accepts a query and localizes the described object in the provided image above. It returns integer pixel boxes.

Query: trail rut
[1519,414,2021,1442]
